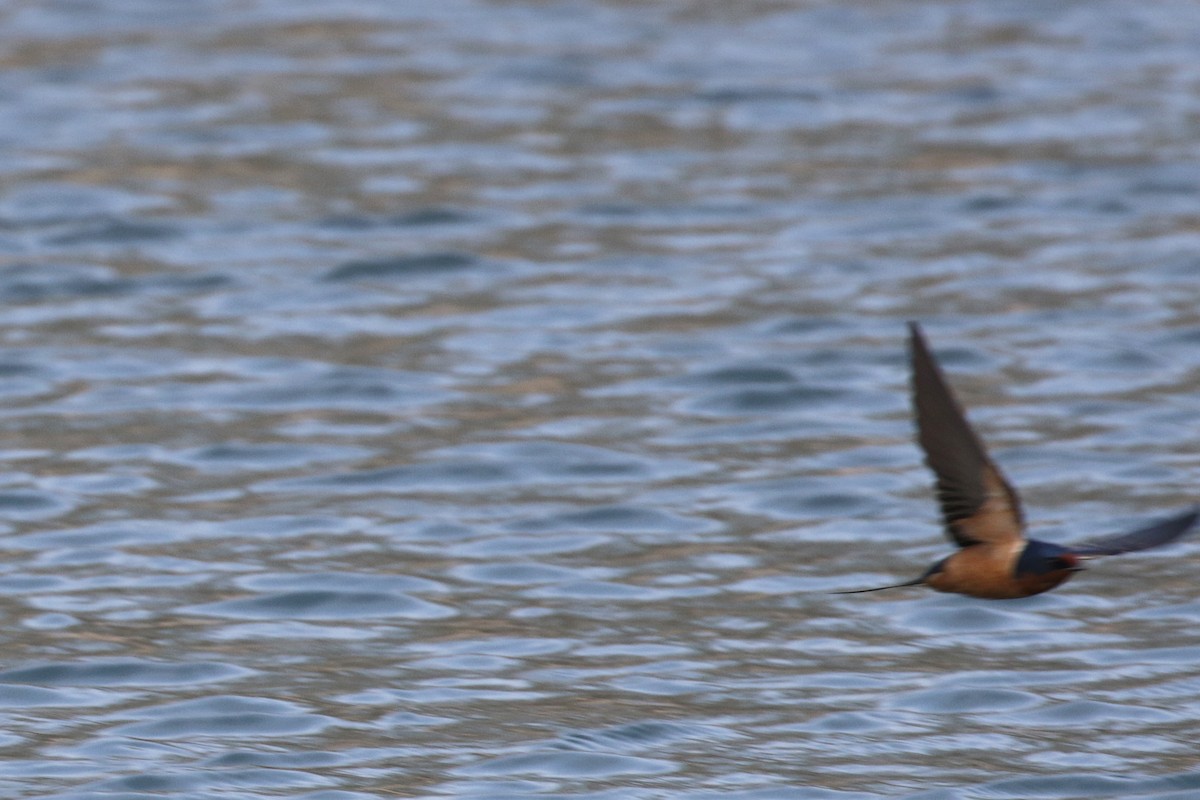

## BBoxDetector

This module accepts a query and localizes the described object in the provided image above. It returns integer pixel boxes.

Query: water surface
[0,1,1199,798]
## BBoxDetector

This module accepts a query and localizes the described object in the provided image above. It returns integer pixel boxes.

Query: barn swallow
[837,322,1198,599]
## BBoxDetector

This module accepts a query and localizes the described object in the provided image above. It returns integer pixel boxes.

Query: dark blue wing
[1072,508,1200,557]
[909,322,1025,548]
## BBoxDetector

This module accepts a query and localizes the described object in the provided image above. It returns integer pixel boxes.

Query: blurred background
[0,1,1198,798]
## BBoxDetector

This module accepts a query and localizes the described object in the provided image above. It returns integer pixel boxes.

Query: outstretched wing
[909,322,1025,548]
[1071,508,1199,557]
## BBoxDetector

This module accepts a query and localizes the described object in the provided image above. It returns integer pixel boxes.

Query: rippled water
[1,1,1200,798]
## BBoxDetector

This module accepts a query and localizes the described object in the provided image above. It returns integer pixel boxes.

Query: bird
[836,322,1198,599]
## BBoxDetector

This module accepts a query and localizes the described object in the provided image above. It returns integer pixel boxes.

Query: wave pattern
[0,1,1197,799]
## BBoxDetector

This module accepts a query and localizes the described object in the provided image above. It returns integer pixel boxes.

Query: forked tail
[831,576,926,594]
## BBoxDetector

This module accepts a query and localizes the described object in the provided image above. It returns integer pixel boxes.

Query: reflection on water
[0,1,1198,798]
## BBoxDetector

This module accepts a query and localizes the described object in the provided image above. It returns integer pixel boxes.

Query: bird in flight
[837,323,1198,599]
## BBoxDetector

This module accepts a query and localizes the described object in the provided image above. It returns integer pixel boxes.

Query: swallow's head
[1058,552,1083,571]
[1015,540,1083,578]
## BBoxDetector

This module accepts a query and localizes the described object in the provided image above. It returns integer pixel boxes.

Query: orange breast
[926,544,1073,599]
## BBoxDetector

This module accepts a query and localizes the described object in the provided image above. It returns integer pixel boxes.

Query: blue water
[0,1,1198,798]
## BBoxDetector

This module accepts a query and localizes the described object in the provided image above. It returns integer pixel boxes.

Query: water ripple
[0,661,252,687]
[1,0,1199,797]
[185,589,455,621]
[459,750,678,779]
[324,251,482,282]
